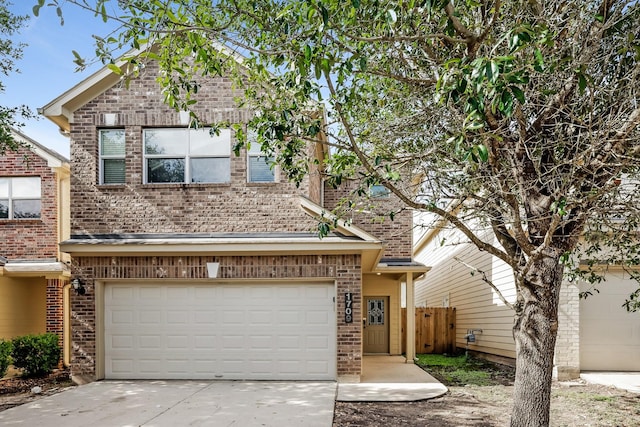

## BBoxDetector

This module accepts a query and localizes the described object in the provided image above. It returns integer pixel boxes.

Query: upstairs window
[247,137,275,183]
[370,184,390,198]
[100,129,126,184]
[0,177,42,219]
[143,128,230,184]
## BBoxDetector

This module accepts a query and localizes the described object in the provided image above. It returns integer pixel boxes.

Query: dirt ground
[334,357,640,426]
[0,368,74,412]
[334,382,640,426]
[1,367,639,426]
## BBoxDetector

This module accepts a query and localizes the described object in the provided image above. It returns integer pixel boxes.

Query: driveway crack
[140,382,219,426]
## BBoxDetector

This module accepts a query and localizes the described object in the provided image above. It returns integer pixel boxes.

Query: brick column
[46,278,66,368]
[336,255,362,380]
[554,280,581,380]
[46,278,65,337]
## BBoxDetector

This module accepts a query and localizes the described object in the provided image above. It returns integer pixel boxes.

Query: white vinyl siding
[414,227,517,358]
[104,282,337,380]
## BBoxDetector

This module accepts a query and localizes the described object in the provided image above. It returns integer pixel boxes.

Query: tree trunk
[510,250,564,427]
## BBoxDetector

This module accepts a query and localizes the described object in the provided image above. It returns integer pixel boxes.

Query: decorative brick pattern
[70,254,362,380]
[0,146,60,259]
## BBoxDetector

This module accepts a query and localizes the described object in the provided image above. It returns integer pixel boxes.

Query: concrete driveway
[0,380,337,426]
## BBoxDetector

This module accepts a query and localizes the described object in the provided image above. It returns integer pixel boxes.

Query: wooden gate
[402,307,456,354]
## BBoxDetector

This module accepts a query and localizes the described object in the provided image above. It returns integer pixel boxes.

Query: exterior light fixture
[71,278,86,295]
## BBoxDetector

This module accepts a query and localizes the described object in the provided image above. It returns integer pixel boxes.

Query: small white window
[370,184,390,198]
[247,139,275,183]
[144,128,231,183]
[100,129,126,184]
[0,177,42,219]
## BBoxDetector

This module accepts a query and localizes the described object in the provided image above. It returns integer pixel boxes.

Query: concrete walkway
[337,355,448,401]
[0,380,336,426]
[581,372,640,393]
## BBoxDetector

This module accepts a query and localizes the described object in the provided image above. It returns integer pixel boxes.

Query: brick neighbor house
[0,128,71,365]
[40,55,426,384]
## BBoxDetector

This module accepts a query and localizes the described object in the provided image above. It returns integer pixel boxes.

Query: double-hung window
[247,138,275,183]
[0,177,42,219]
[100,129,126,184]
[143,128,230,184]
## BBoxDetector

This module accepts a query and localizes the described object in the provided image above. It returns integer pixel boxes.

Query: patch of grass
[416,353,515,386]
[592,395,615,402]
[415,354,468,368]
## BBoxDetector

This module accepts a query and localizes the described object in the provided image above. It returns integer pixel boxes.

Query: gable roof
[10,127,69,168]
[38,49,144,133]
[39,41,247,133]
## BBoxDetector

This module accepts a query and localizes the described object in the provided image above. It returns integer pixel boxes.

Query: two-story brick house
[0,128,71,366]
[41,56,426,384]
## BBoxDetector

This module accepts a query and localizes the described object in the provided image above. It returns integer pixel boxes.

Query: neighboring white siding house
[414,212,640,379]
[413,217,516,359]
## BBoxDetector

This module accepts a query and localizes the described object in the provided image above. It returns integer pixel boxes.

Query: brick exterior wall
[69,61,321,235]
[324,181,413,258]
[0,146,60,259]
[554,280,581,380]
[70,254,362,380]
[46,278,67,367]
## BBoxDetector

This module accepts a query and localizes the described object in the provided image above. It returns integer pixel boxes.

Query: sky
[4,1,123,158]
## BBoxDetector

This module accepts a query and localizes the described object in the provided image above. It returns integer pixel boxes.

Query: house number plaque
[345,292,353,323]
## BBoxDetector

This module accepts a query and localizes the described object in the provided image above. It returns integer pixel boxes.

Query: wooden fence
[402,307,457,354]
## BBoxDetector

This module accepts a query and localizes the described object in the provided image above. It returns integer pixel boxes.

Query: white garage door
[104,282,336,380]
[580,272,640,371]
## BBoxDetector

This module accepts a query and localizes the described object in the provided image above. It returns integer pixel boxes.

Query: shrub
[11,333,61,377]
[0,339,12,377]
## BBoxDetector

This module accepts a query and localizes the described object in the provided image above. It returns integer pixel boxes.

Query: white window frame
[0,177,42,220]
[99,129,126,185]
[143,128,231,184]
[247,141,275,183]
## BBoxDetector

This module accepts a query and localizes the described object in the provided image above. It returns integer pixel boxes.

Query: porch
[337,355,448,401]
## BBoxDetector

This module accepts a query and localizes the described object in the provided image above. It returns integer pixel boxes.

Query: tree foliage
[38,0,640,425]
[0,0,34,153]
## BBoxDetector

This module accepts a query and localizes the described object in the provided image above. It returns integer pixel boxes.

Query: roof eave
[59,238,382,256]
[1,262,70,279]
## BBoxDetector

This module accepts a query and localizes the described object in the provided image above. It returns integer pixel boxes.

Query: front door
[363,296,389,354]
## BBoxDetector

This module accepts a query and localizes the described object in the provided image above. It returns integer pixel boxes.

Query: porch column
[406,273,416,363]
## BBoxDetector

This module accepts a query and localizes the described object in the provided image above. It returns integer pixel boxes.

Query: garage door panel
[111,286,135,300]
[138,310,162,324]
[193,311,217,324]
[580,273,640,371]
[105,282,336,380]
[193,286,218,300]
[194,335,216,349]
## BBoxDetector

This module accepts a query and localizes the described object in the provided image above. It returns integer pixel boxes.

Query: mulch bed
[0,369,72,395]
